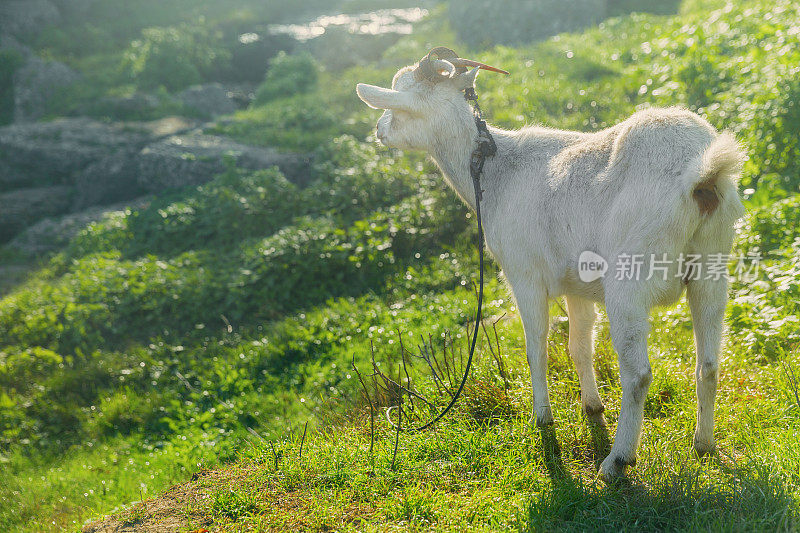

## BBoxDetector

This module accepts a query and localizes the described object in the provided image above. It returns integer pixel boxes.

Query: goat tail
[689,132,745,217]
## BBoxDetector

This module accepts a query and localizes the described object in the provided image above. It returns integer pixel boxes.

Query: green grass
[91,303,800,531]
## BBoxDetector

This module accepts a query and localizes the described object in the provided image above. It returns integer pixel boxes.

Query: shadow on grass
[528,431,797,533]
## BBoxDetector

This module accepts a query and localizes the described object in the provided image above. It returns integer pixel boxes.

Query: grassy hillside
[2,0,800,530]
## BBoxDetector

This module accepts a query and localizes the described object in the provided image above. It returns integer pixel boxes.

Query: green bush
[225,34,296,83]
[0,193,461,353]
[632,0,800,196]
[254,52,319,105]
[90,387,163,437]
[210,93,351,151]
[123,166,300,258]
[729,242,800,359]
[304,136,418,221]
[122,23,230,92]
[735,196,800,257]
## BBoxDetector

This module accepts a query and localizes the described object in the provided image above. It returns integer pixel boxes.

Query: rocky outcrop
[0,118,150,187]
[0,1,61,39]
[137,132,310,191]
[72,148,145,209]
[0,185,72,242]
[0,160,28,190]
[178,83,237,118]
[0,34,33,59]
[12,56,81,122]
[10,198,149,256]
[0,118,311,244]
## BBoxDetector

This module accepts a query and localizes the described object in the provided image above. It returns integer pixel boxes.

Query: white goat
[356,50,744,481]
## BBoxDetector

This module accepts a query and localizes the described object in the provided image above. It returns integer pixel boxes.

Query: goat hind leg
[514,283,552,427]
[599,299,651,481]
[566,295,606,425]
[687,278,726,457]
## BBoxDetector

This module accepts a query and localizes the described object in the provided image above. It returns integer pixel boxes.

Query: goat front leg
[599,298,651,481]
[687,277,726,457]
[513,282,552,427]
[566,295,606,425]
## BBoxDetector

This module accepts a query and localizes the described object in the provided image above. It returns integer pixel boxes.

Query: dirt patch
[82,472,215,533]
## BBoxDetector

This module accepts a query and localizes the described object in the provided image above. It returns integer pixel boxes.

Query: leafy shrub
[90,387,163,437]
[254,52,319,105]
[632,0,800,196]
[449,0,607,48]
[124,166,300,257]
[305,136,418,221]
[228,195,458,322]
[0,345,138,447]
[0,49,23,125]
[66,210,133,259]
[122,23,230,92]
[225,34,296,83]
[0,197,463,353]
[210,93,352,151]
[729,244,800,359]
[735,196,800,257]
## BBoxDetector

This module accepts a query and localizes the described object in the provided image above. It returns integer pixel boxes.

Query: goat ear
[455,67,479,90]
[356,83,419,113]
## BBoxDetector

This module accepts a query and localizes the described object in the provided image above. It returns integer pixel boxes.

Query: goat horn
[414,46,459,82]
[451,58,510,75]
[431,59,456,77]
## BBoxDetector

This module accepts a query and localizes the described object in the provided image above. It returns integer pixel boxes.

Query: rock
[0,185,72,242]
[0,118,150,186]
[10,197,149,256]
[0,1,61,39]
[0,34,33,59]
[0,160,28,190]
[137,132,311,191]
[0,118,311,244]
[178,83,236,118]
[72,150,144,210]
[92,92,163,120]
[13,57,81,122]
[124,116,197,137]
[225,84,256,109]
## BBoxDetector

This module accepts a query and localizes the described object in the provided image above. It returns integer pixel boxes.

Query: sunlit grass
[114,305,799,531]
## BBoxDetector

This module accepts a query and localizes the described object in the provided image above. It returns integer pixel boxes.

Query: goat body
[473,109,743,308]
[357,62,744,481]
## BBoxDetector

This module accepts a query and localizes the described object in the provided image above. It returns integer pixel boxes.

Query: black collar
[464,87,496,202]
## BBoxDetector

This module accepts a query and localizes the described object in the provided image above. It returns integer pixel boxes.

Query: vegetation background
[0,0,799,530]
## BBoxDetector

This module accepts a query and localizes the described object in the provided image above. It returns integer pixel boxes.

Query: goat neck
[429,115,507,213]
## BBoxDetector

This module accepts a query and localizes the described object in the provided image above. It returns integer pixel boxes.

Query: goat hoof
[532,406,554,428]
[598,455,634,484]
[693,438,716,459]
[583,404,607,427]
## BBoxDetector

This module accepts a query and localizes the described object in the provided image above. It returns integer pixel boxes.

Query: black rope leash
[411,86,495,431]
